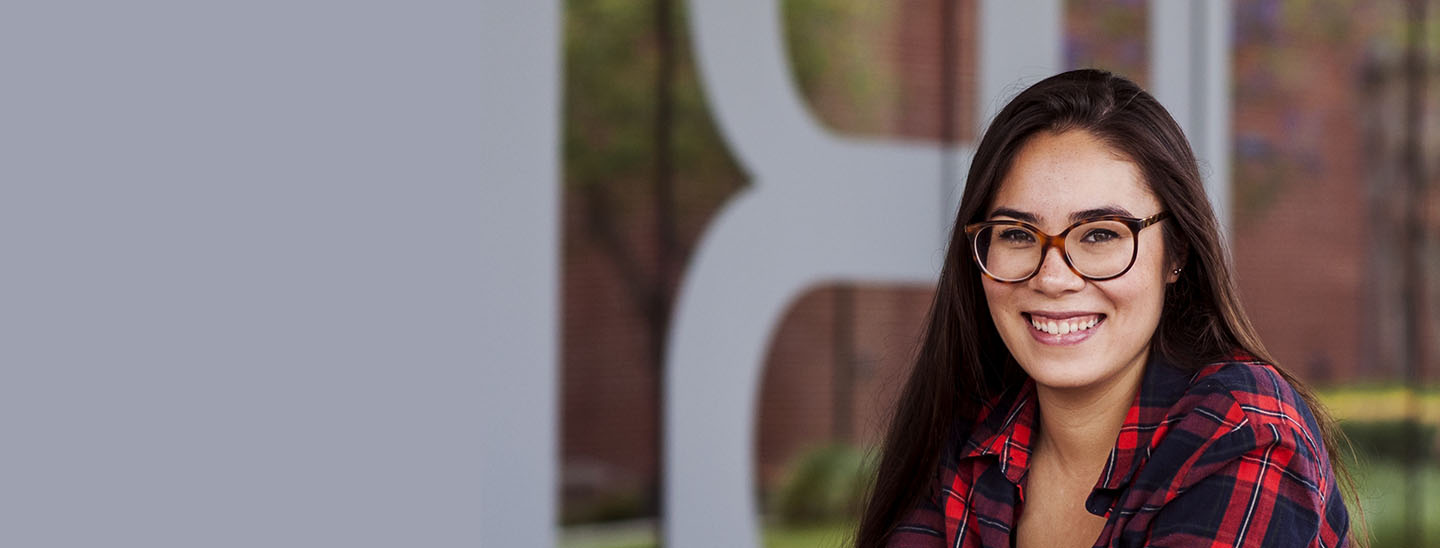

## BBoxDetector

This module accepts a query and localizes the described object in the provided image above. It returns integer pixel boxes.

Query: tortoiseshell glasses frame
[962,212,1171,283]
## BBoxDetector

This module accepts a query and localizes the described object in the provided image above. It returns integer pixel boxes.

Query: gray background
[3,1,557,546]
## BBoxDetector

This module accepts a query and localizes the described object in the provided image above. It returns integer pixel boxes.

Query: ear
[1166,244,1188,284]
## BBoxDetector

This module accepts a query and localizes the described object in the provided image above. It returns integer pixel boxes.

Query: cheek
[1107,254,1170,320]
[980,279,1013,316]
[1107,280,1166,318]
[980,281,1032,348]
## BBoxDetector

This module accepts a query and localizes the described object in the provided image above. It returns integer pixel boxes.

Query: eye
[998,228,1036,244]
[1080,228,1121,243]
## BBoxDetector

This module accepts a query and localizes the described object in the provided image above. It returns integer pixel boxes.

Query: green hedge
[1338,419,1437,462]
[771,445,875,525]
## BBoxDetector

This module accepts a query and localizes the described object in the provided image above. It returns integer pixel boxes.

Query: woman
[857,70,1353,547]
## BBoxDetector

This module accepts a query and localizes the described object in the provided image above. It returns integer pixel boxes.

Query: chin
[1018,356,1112,390]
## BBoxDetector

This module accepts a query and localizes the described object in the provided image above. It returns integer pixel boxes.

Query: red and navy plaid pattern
[886,353,1350,547]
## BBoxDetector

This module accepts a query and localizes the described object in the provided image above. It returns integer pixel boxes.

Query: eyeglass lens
[973,220,1136,281]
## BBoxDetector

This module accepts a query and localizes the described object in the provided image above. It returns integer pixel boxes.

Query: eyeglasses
[963,212,1170,282]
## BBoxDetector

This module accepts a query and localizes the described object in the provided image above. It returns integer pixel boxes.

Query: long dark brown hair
[855,69,1357,546]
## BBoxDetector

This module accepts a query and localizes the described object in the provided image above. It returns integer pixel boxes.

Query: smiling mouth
[1023,313,1105,336]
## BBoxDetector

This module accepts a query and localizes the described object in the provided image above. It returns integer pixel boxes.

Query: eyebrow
[988,205,1136,224]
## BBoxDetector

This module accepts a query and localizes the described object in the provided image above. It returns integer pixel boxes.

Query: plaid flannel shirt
[887,352,1349,548]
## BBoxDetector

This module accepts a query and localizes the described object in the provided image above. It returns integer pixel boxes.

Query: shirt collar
[955,351,1194,491]
[957,380,1037,486]
[1094,351,1193,490]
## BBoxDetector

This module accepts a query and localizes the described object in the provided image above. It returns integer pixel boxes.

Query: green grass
[1347,459,1440,547]
[764,522,855,548]
[1313,386,1440,546]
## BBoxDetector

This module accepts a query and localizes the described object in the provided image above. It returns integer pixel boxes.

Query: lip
[1021,311,1106,346]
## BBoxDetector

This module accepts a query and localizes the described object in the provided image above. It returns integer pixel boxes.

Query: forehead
[989,130,1160,225]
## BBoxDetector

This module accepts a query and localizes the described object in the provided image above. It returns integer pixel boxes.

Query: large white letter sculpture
[665,1,1230,546]
[665,2,1059,546]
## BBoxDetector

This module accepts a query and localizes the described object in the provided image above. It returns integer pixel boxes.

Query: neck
[1032,353,1148,478]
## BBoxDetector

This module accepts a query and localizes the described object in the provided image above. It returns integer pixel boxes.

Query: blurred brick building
[561,0,1437,522]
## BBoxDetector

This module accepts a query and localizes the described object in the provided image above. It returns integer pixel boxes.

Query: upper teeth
[1030,315,1099,335]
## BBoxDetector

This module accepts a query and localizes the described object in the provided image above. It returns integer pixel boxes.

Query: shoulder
[1186,356,1326,455]
[1155,355,1332,492]
[1131,356,1350,546]
[1189,354,1305,408]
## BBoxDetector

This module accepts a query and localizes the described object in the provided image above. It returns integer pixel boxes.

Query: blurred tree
[782,0,898,135]
[561,0,746,534]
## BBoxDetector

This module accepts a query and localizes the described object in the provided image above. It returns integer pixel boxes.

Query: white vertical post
[1199,0,1234,237]
[1151,0,1233,238]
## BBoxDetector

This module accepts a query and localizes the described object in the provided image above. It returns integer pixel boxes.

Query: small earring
[1172,267,1183,275]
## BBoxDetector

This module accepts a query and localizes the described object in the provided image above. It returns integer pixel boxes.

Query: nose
[1028,245,1085,295]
